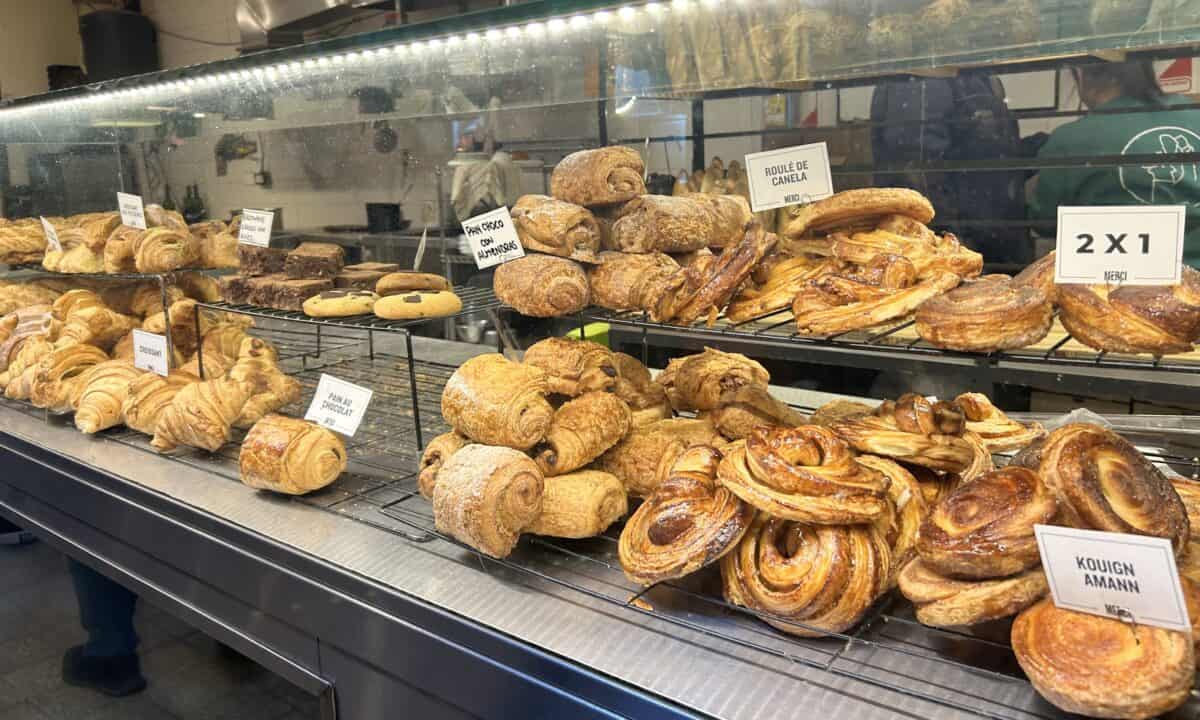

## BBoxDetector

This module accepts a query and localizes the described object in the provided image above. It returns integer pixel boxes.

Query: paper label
[461,206,524,269]
[39,217,61,253]
[1035,524,1189,632]
[1054,205,1185,285]
[304,374,373,437]
[238,209,274,247]
[117,192,147,230]
[131,329,169,377]
[743,142,835,212]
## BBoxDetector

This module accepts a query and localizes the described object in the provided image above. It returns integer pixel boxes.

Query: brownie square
[238,245,288,276]
[334,269,388,291]
[344,262,399,273]
[218,275,252,304]
[244,274,285,306]
[284,242,345,279]
[267,277,334,311]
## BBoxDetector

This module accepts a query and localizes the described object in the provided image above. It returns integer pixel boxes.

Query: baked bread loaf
[133,227,200,273]
[510,194,600,262]
[418,430,469,498]
[915,276,1053,351]
[899,559,1048,627]
[657,347,769,412]
[534,391,631,476]
[521,337,617,397]
[74,360,144,433]
[432,444,544,558]
[525,470,626,538]
[151,377,252,452]
[1058,267,1200,355]
[550,146,646,207]
[239,415,347,495]
[595,416,722,497]
[494,254,589,317]
[122,370,198,436]
[440,353,553,450]
[586,251,679,312]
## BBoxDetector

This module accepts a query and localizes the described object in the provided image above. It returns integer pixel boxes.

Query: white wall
[0,0,83,99]
[140,0,240,70]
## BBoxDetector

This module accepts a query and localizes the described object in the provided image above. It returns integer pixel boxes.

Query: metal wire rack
[4,263,232,282]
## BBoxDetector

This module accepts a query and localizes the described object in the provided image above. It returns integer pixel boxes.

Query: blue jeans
[68,559,139,657]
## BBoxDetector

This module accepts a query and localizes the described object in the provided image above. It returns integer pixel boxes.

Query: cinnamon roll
[1058,267,1200,355]
[619,445,754,585]
[830,394,976,473]
[953,392,1046,452]
[898,559,1047,627]
[915,276,1053,352]
[792,270,960,336]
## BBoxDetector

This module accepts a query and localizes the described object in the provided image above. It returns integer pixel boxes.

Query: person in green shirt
[1031,61,1200,267]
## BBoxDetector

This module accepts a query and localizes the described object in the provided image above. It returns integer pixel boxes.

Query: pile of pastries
[1,206,240,273]
[420,340,1200,719]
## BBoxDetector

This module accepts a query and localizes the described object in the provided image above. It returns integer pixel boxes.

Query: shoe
[0,529,34,546]
[61,645,147,697]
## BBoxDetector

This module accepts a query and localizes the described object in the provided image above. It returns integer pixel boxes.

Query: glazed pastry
[522,337,617,397]
[494,254,589,318]
[1012,250,1057,303]
[56,307,138,352]
[303,290,378,317]
[915,276,1053,352]
[432,444,544,559]
[586,251,679,312]
[917,467,1057,580]
[122,371,197,436]
[809,399,874,427]
[1011,598,1193,719]
[831,394,975,473]
[1058,267,1200,355]
[725,255,842,323]
[717,425,890,524]
[619,445,753,584]
[526,470,627,539]
[534,391,632,476]
[610,352,671,427]
[595,417,722,497]
[899,560,1048,627]
[611,195,733,253]
[510,194,600,263]
[200,231,240,269]
[702,384,807,440]
[549,146,646,207]
[782,188,935,239]
[418,431,469,498]
[74,360,144,433]
[722,513,891,637]
[953,392,1045,452]
[151,377,253,452]
[227,356,302,429]
[373,291,461,320]
[102,226,143,273]
[440,354,553,450]
[793,270,961,335]
[1039,423,1189,552]
[858,455,925,587]
[375,272,451,296]
[29,344,109,412]
[657,347,769,412]
[239,415,347,495]
[133,227,200,273]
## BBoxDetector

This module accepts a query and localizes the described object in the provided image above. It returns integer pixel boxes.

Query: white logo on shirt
[1119,126,1200,206]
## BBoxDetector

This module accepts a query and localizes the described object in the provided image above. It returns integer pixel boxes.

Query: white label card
[117,192,147,230]
[1054,205,1185,285]
[461,206,524,270]
[238,209,274,247]
[743,142,835,213]
[131,329,169,377]
[304,374,373,437]
[39,217,61,253]
[1034,524,1189,632]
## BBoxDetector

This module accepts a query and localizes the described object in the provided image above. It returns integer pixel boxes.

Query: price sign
[117,192,147,229]
[39,217,61,253]
[743,142,834,213]
[1054,205,1185,285]
[462,206,524,269]
[238,208,274,247]
[304,373,373,437]
[1035,524,1189,632]
[131,329,169,376]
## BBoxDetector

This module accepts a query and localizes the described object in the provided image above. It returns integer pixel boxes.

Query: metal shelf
[3,263,232,282]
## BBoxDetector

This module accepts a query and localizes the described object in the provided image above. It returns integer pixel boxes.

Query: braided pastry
[522,337,616,397]
[793,270,960,335]
[432,444,544,558]
[419,431,469,499]
[1058,267,1200,355]
[239,415,347,495]
[1012,598,1193,719]
[526,470,626,539]
[534,391,631,476]
[151,377,253,452]
[595,417,722,497]
[74,360,144,433]
[134,227,200,273]
[29,344,109,412]
[441,354,553,450]
[657,347,769,412]
[1038,423,1189,552]
[953,392,1045,452]
[915,276,1052,352]
[122,370,198,436]
[831,394,975,472]
[899,559,1047,627]
[722,513,891,637]
[717,426,890,524]
[619,445,753,585]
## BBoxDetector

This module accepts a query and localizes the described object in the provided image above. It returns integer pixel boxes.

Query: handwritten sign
[131,329,169,376]
[462,206,524,269]
[117,192,147,230]
[304,373,373,436]
[743,142,834,213]
[1054,205,1185,285]
[238,209,274,247]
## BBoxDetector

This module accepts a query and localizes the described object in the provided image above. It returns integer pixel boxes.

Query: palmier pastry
[418,431,469,499]
[793,269,960,336]
[781,188,935,239]
[1012,250,1056,303]
[620,445,754,585]
[239,415,347,495]
[595,417,722,497]
[549,146,646,207]
[525,470,627,539]
[493,254,589,318]
[656,347,769,412]
[522,337,616,397]
[1039,423,1189,552]
[1058,267,1200,355]
[534,392,632,476]
[440,354,553,450]
[510,194,600,263]
[831,394,975,473]
[610,352,671,427]
[953,392,1045,452]
[899,560,1047,627]
[74,360,144,434]
[915,276,1053,352]
[722,513,891,637]
[586,251,679,312]
[702,384,808,441]
[1012,598,1193,719]
[432,444,544,559]
[917,467,1056,580]
[725,255,843,323]
[718,426,890,524]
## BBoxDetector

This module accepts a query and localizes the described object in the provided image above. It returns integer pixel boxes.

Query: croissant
[594,417,723,497]
[510,195,600,263]
[200,231,240,269]
[51,289,106,321]
[1012,250,1056,303]
[176,272,223,303]
[239,414,347,495]
[586,252,680,312]
[122,370,198,436]
[1012,598,1193,719]
[0,283,60,315]
[831,394,976,473]
[227,355,302,429]
[722,512,891,637]
[953,392,1045,452]
[793,269,960,335]
[418,431,469,498]
[102,226,143,273]
[200,324,249,364]
[151,377,253,452]
[725,255,842,323]
[610,352,671,427]
[56,307,138,352]
[1038,423,1189,552]
[238,336,277,361]
[493,254,589,318]
[619,445,753,584]
[29,344,109,412]
[525,470,627,538]
[0,223,48,264]
[898,560,1048,627]
[127,284,186,318]
[133,227,201,273]
[549,146,646,207]
[432,444,544,558]
[441,354,553,450]
[782,188,935,239]
[142,299,205,356]
[74,360,144,433]
[702,384,808,440]
[915,276,1053,352]
[178,350,230,379]
[1058,267,1200,355]
[521,337,616,397]
[144,204,187,230]
[45,227,105,273]
[0,306,56,372]
[2,336,54,400]
[534,392,632,476]
[657,347,769,412]
[610,195,730,254]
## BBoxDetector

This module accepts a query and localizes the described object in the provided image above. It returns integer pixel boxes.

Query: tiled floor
[0,541,318,720]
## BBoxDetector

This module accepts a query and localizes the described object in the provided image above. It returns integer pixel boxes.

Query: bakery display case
[2,0,1200,718]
